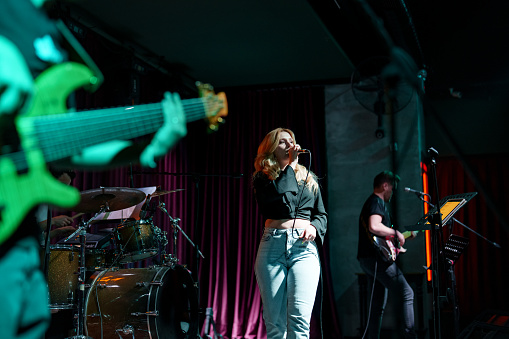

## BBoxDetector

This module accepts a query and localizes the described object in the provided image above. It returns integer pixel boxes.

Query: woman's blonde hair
[253,127,319,193]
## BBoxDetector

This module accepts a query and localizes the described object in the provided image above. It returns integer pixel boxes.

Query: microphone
[404,187,430,197]
[427,147,439,157]
[298,149,311,154]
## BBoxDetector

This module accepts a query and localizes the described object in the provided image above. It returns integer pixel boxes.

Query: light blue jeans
[255,228,321,339]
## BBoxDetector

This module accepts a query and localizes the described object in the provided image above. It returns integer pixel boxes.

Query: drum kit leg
[43,187,200,339]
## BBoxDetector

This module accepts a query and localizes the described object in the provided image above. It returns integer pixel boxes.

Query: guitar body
[373,235,398,262]
[0,62,96,245]
[372,231,415,263]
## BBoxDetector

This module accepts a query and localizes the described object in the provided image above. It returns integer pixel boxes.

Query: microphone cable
[290,150,311,237]
[362,261,378,339]
[289,151,325,339]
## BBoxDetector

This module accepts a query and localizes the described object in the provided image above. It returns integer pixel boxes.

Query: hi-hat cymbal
[73,187,146,213]
[149,188,185,198]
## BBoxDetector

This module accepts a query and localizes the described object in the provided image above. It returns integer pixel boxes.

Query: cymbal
[73,187,146,213]
[149,188,185,198]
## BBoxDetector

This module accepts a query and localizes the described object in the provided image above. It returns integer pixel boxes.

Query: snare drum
[85,265,199,339]
[46,245,79,309]
[114,220,159,263]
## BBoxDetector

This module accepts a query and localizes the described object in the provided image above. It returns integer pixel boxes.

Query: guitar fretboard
[7,97,208,170]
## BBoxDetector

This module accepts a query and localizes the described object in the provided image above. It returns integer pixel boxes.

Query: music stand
[444,234,469,265]
[444,234,470,338]
[405,193,475,339]
[405,192,477,232]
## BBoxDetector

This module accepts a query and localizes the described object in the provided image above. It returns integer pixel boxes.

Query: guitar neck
[402,230,418,239]
[14,98,207,168]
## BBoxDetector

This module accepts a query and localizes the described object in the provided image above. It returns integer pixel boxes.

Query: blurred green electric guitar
[0,62,227,245]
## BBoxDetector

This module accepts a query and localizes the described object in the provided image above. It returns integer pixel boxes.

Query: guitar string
[32,103,210,163]
[31,105,215,134]
[6,100,223,168]
[33,101,217,147]
[30,96,219,126]
[31,98,215,127]
[25,99,219,141]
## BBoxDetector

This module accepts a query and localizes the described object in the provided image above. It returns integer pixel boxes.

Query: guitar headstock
[197,82,228,133]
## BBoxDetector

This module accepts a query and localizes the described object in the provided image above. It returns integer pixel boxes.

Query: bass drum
[85,265,199,339]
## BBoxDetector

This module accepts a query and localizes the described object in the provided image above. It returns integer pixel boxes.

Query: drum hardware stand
[115,325,135,338]
[158,202,205,263]
[63,203,109,339]
[42,206,54,281]
[138,193,170,264]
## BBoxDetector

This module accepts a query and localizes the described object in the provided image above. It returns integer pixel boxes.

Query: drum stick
[72,212,84,220]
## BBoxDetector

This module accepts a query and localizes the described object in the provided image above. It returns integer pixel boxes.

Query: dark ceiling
[58,0,509,95]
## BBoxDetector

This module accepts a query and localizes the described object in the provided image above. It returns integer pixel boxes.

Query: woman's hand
[288,143,302,169]
[300,223,317,242]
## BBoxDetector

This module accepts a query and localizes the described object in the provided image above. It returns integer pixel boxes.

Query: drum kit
[43,187,199,339]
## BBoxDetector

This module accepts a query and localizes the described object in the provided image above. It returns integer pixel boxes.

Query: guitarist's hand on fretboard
[396,230,406,247]
[140,92,187,168]
[396,231,418,253]
[395,231,418,251]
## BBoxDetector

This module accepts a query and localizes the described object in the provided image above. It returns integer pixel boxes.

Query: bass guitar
[0,62,228,245]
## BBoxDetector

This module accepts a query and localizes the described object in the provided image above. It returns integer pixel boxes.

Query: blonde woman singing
[253,127,327,339]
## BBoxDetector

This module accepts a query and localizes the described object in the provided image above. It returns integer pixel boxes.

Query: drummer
[36,169,78,242]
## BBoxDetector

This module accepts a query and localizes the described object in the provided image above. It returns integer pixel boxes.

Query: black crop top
[253,166,327,243]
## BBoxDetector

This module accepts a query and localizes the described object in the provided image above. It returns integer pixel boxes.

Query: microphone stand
[427,147,445,339]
